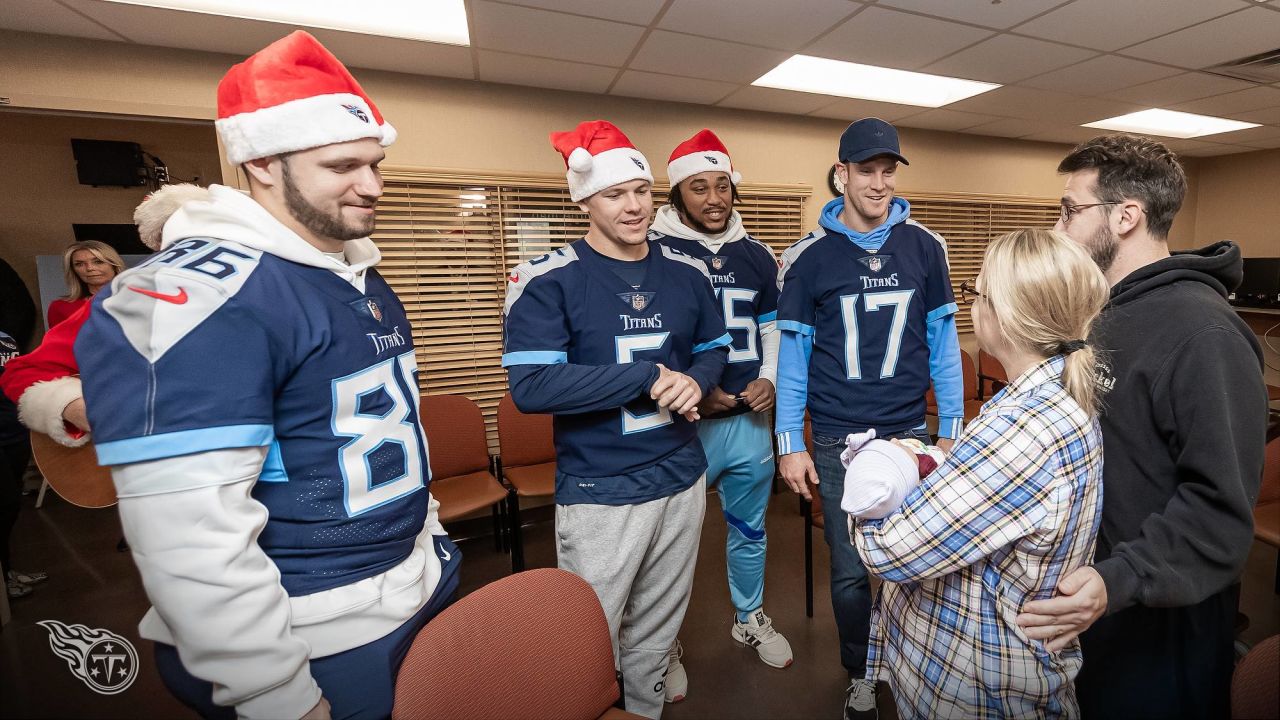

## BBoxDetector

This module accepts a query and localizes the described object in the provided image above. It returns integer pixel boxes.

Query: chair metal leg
[35,479,49,508]
[1274,551,1279,595]
[491,504,503,553]
[802,496,813,619]
[507,489,525,574]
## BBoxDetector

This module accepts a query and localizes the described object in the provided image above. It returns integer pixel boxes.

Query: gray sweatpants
[555,477,706,719]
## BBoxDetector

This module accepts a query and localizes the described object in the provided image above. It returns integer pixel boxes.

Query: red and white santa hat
[668,129,741,188]
[216,31,396,165]
[550,120,653,202]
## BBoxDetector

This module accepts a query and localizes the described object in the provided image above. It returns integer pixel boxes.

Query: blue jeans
[813,428,929,677]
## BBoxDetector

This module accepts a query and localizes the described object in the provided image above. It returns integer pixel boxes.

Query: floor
[2,486,1277,719]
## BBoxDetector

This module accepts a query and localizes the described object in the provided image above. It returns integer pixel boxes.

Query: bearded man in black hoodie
[1016,134,1266,719]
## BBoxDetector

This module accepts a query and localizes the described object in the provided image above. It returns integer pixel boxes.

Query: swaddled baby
[839,429,946,520]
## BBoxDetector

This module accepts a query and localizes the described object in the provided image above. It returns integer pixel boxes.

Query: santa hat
[550,120,653,202]
[667,129,741,188]
[216,31,396,165]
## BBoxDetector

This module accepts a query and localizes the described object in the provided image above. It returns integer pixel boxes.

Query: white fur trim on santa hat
[216,92,395,165]
[17,376,90,448]
[668,150,740,188]
[567,146,654,202]
[134,184,213,251]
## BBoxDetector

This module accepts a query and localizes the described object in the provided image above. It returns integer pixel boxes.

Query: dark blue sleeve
[506,362,660,415]
[683,271,730,394]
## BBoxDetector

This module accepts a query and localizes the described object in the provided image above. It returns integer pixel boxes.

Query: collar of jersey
[575,237,656,293]
[818,196,910,253]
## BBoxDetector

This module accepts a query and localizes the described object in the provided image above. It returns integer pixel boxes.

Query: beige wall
[1192,148,1280,257]
[0,111,221,314]
[0,28,1212,275]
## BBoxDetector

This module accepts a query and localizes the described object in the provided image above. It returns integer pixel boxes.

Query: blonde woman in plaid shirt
[851,228,1109,719]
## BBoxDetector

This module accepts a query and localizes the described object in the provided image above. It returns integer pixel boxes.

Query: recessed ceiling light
[99,0,470,45]
[1081,109,1260,139]
[752,55,1000,108]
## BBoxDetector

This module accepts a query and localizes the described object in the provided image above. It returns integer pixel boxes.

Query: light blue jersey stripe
[96,424,274,466]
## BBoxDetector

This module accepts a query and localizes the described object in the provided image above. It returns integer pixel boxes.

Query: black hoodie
[1089,240,1266,614]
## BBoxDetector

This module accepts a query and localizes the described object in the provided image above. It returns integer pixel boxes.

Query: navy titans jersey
[650,232,778,413]
[778,220,954,437]
[77,237,430,596]
[502,238,729,504]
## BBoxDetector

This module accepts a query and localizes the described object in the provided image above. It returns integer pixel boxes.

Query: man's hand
[697,386,738,416]
[779,451,819,501]
[936,437,955,454]
[1016,566,1107,652]
[61,397,91,433]
[300,697,331,720]
[742,378,776,413]
[652,364,703,421]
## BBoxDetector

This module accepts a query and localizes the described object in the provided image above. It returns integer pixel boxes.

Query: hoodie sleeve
[1093,325,1266,613]
[923,230,963,439]
[774,245,814,455]
[3,301,91,446]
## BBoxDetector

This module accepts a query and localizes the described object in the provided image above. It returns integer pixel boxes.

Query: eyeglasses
[1058,201,1121,227]
[958,279,988,305]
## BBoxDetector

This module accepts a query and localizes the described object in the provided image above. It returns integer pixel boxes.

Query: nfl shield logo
[367,299,383,322]
[631,294,648,311]
[868,257,883,273]
[710,256,726,270]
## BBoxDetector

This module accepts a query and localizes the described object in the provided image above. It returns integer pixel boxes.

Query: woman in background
[849,228,1110,719]
[47,241,124,328]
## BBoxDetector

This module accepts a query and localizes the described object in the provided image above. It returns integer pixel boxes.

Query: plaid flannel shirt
[854,355,1103,720]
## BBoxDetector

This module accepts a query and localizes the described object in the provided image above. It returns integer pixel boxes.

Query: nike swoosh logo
[129,287,189,304]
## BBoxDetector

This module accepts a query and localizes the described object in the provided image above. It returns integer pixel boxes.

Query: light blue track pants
[698,410,775,616]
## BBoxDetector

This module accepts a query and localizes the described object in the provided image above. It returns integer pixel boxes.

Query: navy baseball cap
[838,117,909,165]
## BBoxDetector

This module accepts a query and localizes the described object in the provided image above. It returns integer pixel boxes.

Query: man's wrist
[1091,558,1134,616]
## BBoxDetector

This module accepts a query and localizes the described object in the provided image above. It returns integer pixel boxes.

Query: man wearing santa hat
[73,31,459,720]
[502,120,729,718]
[649,130,792,699]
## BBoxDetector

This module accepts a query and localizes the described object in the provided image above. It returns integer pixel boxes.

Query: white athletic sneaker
[844,678,878,720]
[664,640,688,703]
[731,609,794,669]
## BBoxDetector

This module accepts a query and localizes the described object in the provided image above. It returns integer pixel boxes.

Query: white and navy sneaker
[664,639,688,703]
[844,678,878,720]
[731,609,794,669]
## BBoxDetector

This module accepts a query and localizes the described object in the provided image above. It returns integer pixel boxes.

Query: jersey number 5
[839,290,915,380]
[616,332,672,434]
[718,288,759,363]
[332,351,426,516]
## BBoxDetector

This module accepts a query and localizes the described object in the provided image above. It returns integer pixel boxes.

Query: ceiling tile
[805,5,995,71]
[1173,86,1280,116]
[1239,136,1280,149]
[1015,0,1244,51]
[874,0,1066,29]
[477,51,616,94]
[659,0,858,51]
[1100,71,1256,105]
[1019,55,1182,96]
[945,85,1142,124]
[64,0,301,55]
[1237,105,1280,125]
[609,71,738,105]
[806,98,921,122]
[1177,142,1261,156]
[1020,126,1111,145]
[960,118,1044,139]
[470,1,645,66]
[0,0,125,41]
[486,0,665,26]
[629,30,790,84]
[1195,123,1280,144]
[895,108,1006,131]
[1121,8,1280,68]
[310,30,474,79]
[715,86,837,115]
[922,35,1097,84]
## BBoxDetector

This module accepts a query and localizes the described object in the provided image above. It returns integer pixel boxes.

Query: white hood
[149,184,381,292]
[651,204,746,254]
